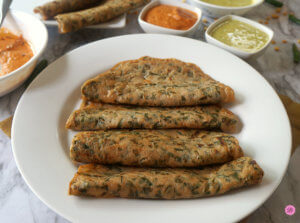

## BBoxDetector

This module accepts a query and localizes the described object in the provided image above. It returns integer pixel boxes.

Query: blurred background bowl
[138,0,202,37]
[0,10,48,97]
[189,0,264,17]
[205,15,274,59]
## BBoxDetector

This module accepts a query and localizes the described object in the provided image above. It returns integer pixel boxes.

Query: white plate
[12,34,291,223]
[11,0,126,29]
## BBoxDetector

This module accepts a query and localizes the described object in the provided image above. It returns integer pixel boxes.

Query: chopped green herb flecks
[69,157,263,199]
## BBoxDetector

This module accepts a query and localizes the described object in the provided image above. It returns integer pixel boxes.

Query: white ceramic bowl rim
[139,0,202,34]
[190,0,264,10]
[0,9,48,81]
[206,15,274,55]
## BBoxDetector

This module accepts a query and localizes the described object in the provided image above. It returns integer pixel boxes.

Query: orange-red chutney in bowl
[0,27,33,77]
[143,4,198,30]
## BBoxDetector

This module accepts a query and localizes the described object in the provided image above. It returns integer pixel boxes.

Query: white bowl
[138,0,202,36]
[189,0,264,17]
[0,10,48,97]
[205,15,274,59]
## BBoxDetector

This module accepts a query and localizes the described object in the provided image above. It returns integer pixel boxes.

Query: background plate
[12,34,291,223]
[11,0,126,29]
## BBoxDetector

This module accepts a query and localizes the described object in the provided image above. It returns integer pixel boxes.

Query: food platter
[11,0,126,29]
[12,34,291,223]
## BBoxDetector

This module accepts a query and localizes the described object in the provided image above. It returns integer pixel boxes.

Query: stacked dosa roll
[66,105,239,133]
[70,130,243,167]
[69,157,263,199]
[66,57,263,199]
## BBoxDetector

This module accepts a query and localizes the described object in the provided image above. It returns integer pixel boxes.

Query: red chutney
[144,4,198,30]
[0,28,33,77]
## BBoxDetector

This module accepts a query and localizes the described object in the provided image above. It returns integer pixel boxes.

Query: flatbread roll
[82,57,235,106]
[55,0,150,33]
[34,0,102,20]
[70,130,244,167]
[69,157,264,199]
[66,104,239,133]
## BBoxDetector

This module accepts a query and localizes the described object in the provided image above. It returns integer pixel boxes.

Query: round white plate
[12,34,291,223]
[11,0,126,29]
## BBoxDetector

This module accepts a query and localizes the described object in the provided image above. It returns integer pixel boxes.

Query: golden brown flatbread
[66,104,239,133]
[82,57,235,106]
[70,130,244,167]
[34,0,102,20]
[69,157,264,199]
[55,0,150,33]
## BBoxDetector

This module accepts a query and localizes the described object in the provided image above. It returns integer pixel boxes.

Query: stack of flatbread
[34,0,150,33]
[66,56,263,199]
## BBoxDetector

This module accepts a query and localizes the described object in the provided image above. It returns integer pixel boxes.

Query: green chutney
[210,19,269,52]
[200,0,254,7]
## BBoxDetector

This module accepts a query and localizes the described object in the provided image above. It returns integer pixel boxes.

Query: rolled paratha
[69,157,264,199]
[55,0,150,33]
[34,0,102,20]
[70,130,243,167]
[66,104,239,133]
[82,57,235,106]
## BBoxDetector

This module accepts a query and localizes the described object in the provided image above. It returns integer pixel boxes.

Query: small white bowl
[189,0,264,17]
[138,0,202,36]
[0,10,48,97]
[205,15,274,59]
